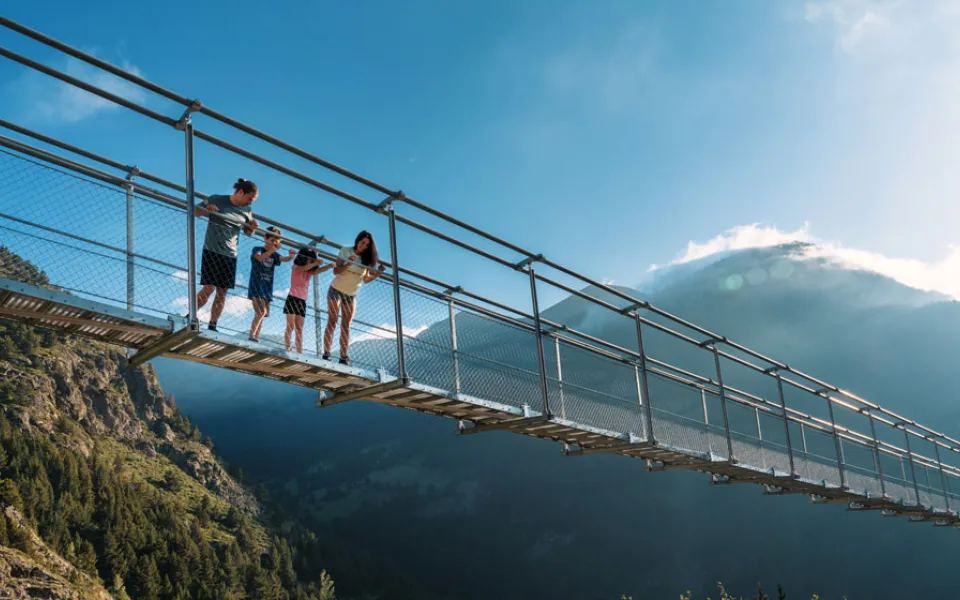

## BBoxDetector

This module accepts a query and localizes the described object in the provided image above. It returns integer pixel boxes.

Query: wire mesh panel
[790,425,842,485]
[444,303,546,413]
[841,438,883,498]
[393,286,459,390]
[757,409,792,476]
[647,373,717,457]
[548,338,644,438]
[0,149,189,317]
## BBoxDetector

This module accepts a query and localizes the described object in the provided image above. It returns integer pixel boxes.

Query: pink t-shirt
[289,268,311,300]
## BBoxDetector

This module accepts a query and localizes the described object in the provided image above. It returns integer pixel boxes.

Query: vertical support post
[448,299,461,394]
[700,388,711,454]
[554,336,566,419]
[934,442,951,511]
[867,411,886,498]
[823,393,847,489]
[774,372,795,478]
[634,313,654,445]
[901,427,922,506]
[801,423,808,457]
[710,344,734,462]
[386,203,406,379]
[528,268,550,416]
[700,389,709,426]
[755,407,765,469]
[312,273,322,356]
[184,120,198,325]
[124,172,135,312]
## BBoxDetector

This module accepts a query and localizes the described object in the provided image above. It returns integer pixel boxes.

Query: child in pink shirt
[283,247,332,353]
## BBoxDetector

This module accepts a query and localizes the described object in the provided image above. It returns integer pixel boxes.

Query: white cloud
[654,223,960,300]
[171,295,252,321]
[652,223,814,270]
[804,1,891,53]
[7,53,147,124]
[802,1,960,56]
[351,323,429,344]
[796,243,960,300]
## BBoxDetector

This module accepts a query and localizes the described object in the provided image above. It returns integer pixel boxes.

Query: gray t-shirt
[200,194,252,258]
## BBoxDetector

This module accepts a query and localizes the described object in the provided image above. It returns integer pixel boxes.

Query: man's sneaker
[338,357,349,366]
[321,352,331,361]
[208,322,217,332]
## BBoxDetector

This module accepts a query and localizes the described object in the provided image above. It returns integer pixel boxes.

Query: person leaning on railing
[191,178,259,331]
[322,230,386,366]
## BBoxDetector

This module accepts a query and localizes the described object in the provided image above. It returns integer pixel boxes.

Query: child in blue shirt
[248,226,295,342]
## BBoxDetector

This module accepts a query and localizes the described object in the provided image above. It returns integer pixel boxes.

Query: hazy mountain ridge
[159,243,960,600]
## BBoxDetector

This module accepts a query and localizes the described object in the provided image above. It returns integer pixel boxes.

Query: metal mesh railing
[4,120,960,520]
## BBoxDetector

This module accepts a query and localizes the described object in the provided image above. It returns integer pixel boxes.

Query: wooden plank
[0,305,163,335]
[163,352,355,382]
[364,396,510,420]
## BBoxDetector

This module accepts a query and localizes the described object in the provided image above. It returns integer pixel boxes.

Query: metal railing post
[823,393,847,489]
[933,442,951,511]
[554,336,566,419]
[528,268,550,416]
[386,202,406,379]
[774,372,795,478]
[313,274,322,356]
[124,169,136,311]
[902,426,922,506]
[867,411,886,498]
[700,388,711,454]
[755,407,765,469]
[634,313,654,444]
[710,344,734,461]
[448,299,461,394]
[183,119,198,325]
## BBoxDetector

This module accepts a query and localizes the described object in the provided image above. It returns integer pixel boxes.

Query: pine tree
[131,554,162,600]
[0,511,8,546]
[0,478,22,511]
[101,530,127,583]
[78,539,97,575]
[318,570,336,600]
[109,573,132,600]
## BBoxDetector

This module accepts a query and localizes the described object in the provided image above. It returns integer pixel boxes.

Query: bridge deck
[4,277,956,527]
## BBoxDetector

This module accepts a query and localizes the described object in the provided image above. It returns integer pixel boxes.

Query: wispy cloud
[656,223,960,300]
[6,52,147,124]
[351,323,429,344]
[171,295,252,321]
[804,1,891,53]
[655,223,815,269]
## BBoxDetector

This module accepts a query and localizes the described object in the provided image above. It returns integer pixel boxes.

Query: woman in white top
[322,231,385,365]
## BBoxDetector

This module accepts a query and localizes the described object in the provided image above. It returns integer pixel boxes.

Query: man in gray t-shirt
[202,194,252,257]
[192,179,259,331]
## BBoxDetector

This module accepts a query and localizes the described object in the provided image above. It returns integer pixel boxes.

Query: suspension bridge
[2,16,960,532]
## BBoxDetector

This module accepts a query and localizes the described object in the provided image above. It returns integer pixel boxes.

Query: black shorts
[283,295,307,317]
[199,249,237,290]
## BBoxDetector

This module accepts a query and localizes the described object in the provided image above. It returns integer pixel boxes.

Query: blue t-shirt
[250,247,281,286]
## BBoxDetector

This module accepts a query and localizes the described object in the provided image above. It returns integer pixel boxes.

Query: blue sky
[3,0,960,311]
